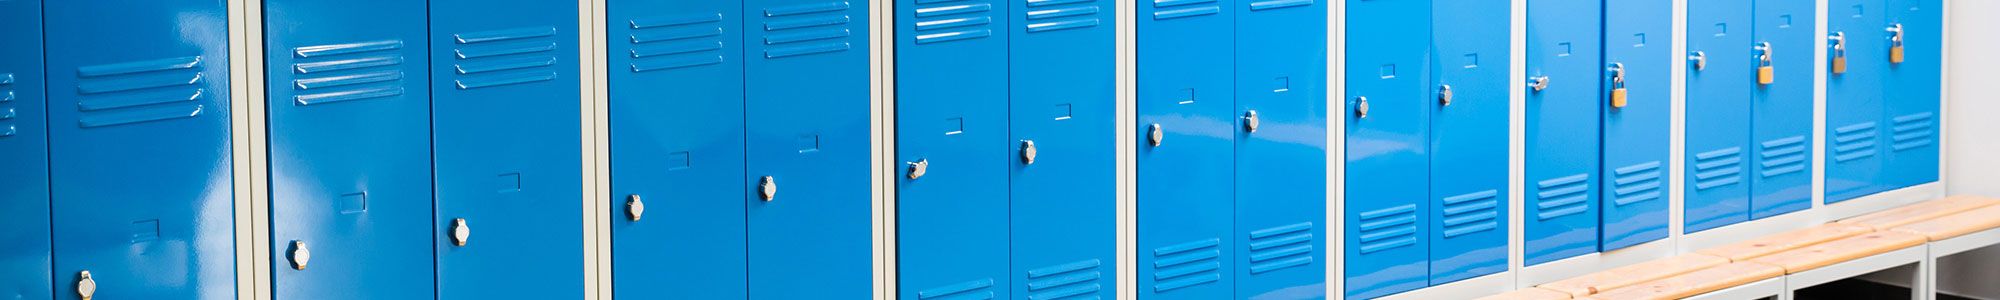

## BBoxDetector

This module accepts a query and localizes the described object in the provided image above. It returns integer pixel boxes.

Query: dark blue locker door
[1824,0,1887,204]
[1682,0,1753,234]
[1136,0,1235,297]
[0,0,50,298]
[1599,0,1671,251]
[265,0,434,297]
[1429,0,1509,285]
[1008,0,1116,299]
[1235,0,1326,298]
[1343,0,1428,297]
[896,0,1012,298]
[431,1,583,298]
[46,0,236,298]
[1749,0,1815,219]
[1880,0,1940,190]
[606,0,749,298]
[1523,0,1601,266]
[744,0,872,297]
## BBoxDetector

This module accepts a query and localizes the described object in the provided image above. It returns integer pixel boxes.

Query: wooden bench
[1838,195,2000,230]
[1537,254,1729,296]
[1891,203,2000,241]
[1580,262,1785,300]
[1695,223,1875,262]
[1746,231,1928,273]
[1475,288,1572,300]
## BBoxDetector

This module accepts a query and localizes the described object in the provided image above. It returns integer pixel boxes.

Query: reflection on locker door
[1344,0,1429,297]
[1599,0,1671,251]
[1824,0,1887,204]
[1008,0,1116,298]
[1236,0,1327,297]
[266,0,434,297]
[46,0,236,298]
[606,0,748,298]
[1137,0,1234,297]
[1880,0,1940,191]
[431,0,583,298]
[0,0,51,298]
[1524,0,1602,266]
[896,0,1012,297]
[1749,0,1815,219]
[744,0,872,297]
[1430,0,1509,286]
[1683,0,1753,233]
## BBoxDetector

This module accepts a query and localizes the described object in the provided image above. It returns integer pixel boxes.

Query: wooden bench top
[1477,288,1573,300]
[1537,254,1729,296]
[1746,231,1927,273]
[1695,223,1875,262]
[1838,196,2000,230]
[1891,203,2000,241]
[1581,262,1785,300]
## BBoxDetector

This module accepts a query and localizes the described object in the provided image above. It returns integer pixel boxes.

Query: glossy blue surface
[1344,0,1430,297]
[1524,0,1601,266]
[1825,0,1888,204]
[1599,0,1672,251]
[1749,0,1815,219]
[1009,0,1118,299]
[265,0,436,297]
[1429,0,1510,286]
[1236,0,1327,298]
[430,0,584,298]
[0,0,51,298]
[1880,0,1940,191]
[1137,0,1236,297]
[606,0,749,298]
[1683,0,1755,234]
[896,0,1014,297]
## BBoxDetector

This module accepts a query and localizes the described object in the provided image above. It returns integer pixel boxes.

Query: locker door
[1880,0,1940,190]
[46,0,236,298]
[606,0,749,298]
[896,0,1012,297]
[1008,0,1117,299]
[1824,0,1887,204]
[1429,0,1510,285]
[1599,0,1672,251]
[0,0,50,298]
[1235,0,1326,297]
[265,0,434,297]
[1749,0,1815,219]
[1523,0,1602,266]
[1682,0,1753,234]
[1343,0,1429,297]
[1136,0,1235,297]
[744,0,873,297]
[430,1,584,298]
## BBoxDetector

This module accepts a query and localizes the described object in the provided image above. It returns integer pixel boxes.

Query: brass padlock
[1757,42,1775,85]
[1608,63,1628,108]
[1890,46,1905,64]
[1887,24,1905,64]
[1830,32,1849,74]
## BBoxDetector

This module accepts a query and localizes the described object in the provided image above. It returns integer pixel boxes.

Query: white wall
[1937,1,2000,297]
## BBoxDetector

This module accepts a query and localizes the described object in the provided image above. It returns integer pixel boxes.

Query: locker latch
[1243,110,1260,132]
[1147,124,1163,147]
[77,271,95,300]
[1354,97,1370,118]
[1608,63,1629,109]
[906,160,928,180]
[1021,140,1038,164]
[451,218,470,247]
[1830,32,1848,74]
[1756,42,1775,85]
[1438,84,1454,106]
[627,194,645,221]
[290,241,311,270]
[1688,51,1707,71]
[1886,23,1905,64]
[759,176,778,201]
[1527,76,1550,92]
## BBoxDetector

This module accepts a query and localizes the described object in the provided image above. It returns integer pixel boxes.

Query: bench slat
[1581,262,1784,300]
[1891,204,2000,241]
[1476,288,1573,300]
[1746,231,1927,273]
[1695,223,1874,262]
[1537,254,1729,296]
[1839,196,2000,230]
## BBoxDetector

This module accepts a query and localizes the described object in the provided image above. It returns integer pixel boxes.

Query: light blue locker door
[1880,0,1940,190]
[1343,0,1429,297]
[1235,0,1326,298]
[1524,0,1601,266]
[606,1,749,298]
[1009,0,1117,299]
[265,0,434,297]
[0,0,50,298]
[1137,0,1235,297]
[744,0,872,297]
[896,0,1012,297]
[1599,0,1671,251]
[430,1,583,298]
[1682,0,1753,234]
[1824,0,1887,204]
[1749,0,1815,219]
[46,0,236,298]
[1430,0,1509,285]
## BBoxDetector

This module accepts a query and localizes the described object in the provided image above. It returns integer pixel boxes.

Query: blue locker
[1009,0,1117,299]
[1137,0,1235,297]
[46,0,236,298]
[1236,0,1327,297]
[1344,0,1430,297]
[1683,0,1754,233]
[0,0,50,298]
[606,0,749,298]
[1524,0,1602,266]
[1825,0,1888,204]
[1599,0,1672,251]
[430,1,584,298]
[1880,0,1941,190]
[1430,0,1510,285]
[1749,0,1815,219]
[744,0,873,297]
[896,0,1013,297]
[265,0,435,297]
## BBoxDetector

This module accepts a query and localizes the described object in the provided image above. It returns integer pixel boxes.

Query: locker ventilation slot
[1534,174,1590,220]
[1831,122,1879,162]
[1151,0,1219,20]
[1692,148,1744,190]
[452,27,561,90]
[1026,258,1103,299]
[761,1,856,58]
[291,40,408,106]
[916,278,995,300]
[1441,190,1500,238]
[1025,0,1102,33]
[1247,0,1314,11]
[912,0,996,44]
[1610,161,1664,206]
[628,12,728,72]
[1151,238,1221,292]
[74,56,206,128]
[1356,205,1417,254]
[1890,112,1936,151]
[0,72,13,137]
[1247,222,1315,274]
[1758,136,1807,178]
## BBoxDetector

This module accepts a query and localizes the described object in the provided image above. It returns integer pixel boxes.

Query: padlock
[1608,63,1629,108]
[1757,42,1775,85]
[1889,45,1904,64]
[1832,56,1848,74]
[1610,87,1629,108]
[1888,24,1905,64]
[1830,32,1849,74]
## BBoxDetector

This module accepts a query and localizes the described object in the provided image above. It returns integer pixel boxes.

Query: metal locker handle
[290,241,311,270]
[627,195,645,221]
[1147,124,1163,146]
[907,160,928,180]
[1527,76,1550,92]
[1354,97,1370,118]
[1020,140,1037,164]
[1438,84,1454,106]
[1688,51,1707,70]
[451,218,470,247]
[77,271,96,300]
[1243,110,1260,132]
[759,176,778,201]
